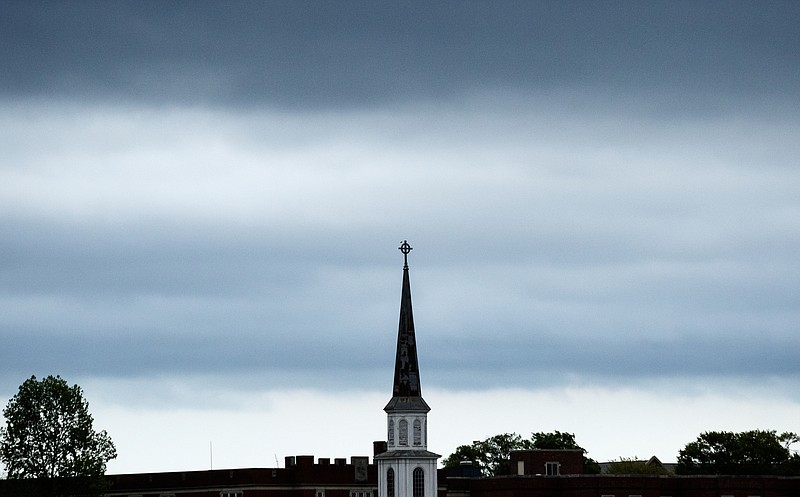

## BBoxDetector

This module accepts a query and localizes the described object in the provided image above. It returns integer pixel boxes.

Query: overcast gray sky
[2,1,799,474]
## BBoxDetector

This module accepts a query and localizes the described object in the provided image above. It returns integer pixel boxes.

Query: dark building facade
[102,456,800,497]
[446,472,800,497]
[509,449,585,476]
[106,456,381,497]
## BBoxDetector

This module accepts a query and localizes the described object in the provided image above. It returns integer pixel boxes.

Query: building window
[545,462,559,476]
[412,467,424,497]
[220,492,243,497]
[387,468,395,497]
[316,490,325,497]
[388,420,395,445]
[413,419,422,446]
[399,419,408,446]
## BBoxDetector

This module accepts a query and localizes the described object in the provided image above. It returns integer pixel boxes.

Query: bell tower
[376,241,439,497]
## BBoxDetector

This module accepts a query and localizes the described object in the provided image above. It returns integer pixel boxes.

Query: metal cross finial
[399,240,412,268]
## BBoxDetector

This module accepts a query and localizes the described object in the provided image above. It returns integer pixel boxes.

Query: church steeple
[385,240,430,413]
[376,241,439,497]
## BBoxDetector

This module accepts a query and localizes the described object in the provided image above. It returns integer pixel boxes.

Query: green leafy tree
[531,430,601,474]
[606,457,672,475]
[0,375,117,483]
[443,431,599,476]
[676,430,800,476]
[442,433,532,476]
[530,431,580,449]
[441,441,490,474]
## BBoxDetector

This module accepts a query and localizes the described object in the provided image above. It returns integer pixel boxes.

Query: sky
[1,1,799,475]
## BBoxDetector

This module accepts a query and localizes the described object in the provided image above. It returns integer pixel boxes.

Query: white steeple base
[376,452,438,497]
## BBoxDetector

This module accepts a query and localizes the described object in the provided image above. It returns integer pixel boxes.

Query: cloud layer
[1,96,798,391]
[3,2,799,109]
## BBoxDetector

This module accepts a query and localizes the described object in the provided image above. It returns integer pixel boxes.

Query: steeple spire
[377,241,439,497]
[385,240,430,412]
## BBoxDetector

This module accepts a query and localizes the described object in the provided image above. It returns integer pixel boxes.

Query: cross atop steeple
[399,240,412,269]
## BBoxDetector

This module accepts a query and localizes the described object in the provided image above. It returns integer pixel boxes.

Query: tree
[442,433,532,476]
[442,431,600,476]
[676,430,800,476]
[531,431,601,474]
[606,457,672,475]
[0,375,117,481]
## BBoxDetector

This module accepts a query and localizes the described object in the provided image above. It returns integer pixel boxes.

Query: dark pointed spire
[385,240,430,412]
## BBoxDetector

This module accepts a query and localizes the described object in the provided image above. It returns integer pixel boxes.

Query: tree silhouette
[442,431,600,476]
[1,375,117,482]
[677,430,800,476]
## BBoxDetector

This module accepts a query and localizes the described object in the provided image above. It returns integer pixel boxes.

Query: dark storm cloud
[2,1,799,109]
[427,333,800,388]
[0,215,396,388]
[1,209,797,390]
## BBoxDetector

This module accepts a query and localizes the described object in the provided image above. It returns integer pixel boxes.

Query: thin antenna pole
[210,441,213,470]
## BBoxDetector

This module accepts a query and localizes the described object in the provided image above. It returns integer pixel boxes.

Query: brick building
[509,449,585,476]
